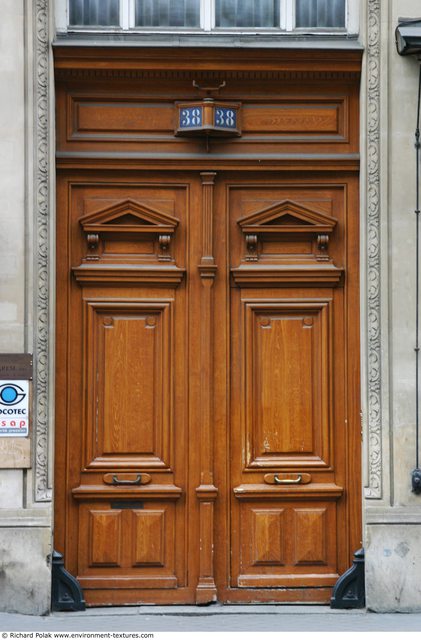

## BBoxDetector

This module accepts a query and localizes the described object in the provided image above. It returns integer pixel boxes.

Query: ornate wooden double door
[56,169,360,605]
[54,48,361,606]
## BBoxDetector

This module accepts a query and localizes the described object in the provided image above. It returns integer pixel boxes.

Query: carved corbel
[86,233,100,261]
[245,234,258,261]
[158,234,172,262]
[317,234,330,262]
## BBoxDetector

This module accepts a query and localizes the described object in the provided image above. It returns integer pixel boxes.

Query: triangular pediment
[79,199,179,234]
[238,200,337,233]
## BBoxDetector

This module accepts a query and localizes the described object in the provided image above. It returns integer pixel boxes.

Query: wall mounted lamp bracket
[412,468,421,494]
[396,18,421,57]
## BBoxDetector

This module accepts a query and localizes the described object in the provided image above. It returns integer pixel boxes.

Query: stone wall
[0,0,52,615]
[364,0,421,613]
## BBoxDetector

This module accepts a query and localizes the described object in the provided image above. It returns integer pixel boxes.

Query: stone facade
[363,0,421,613]
[1,0,421,614]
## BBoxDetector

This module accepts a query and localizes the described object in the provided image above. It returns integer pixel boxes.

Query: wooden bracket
[158,234,172,262]
[86,233,100,261]
[317,233,330,261]
[245,234,258,261]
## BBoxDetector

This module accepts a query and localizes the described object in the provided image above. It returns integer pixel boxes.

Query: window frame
[56,0,359,35]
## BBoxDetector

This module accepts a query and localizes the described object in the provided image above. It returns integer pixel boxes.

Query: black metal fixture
[331,549,365,609]
[396,19,421,56]
[396,21,421,494]
[51,550,86,611]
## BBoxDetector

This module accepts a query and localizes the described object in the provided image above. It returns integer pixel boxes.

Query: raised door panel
[234,500,338,588]
[89,509,122,567]
[77,502,179,589]
[84,300,173,469]
[243,300,331,469]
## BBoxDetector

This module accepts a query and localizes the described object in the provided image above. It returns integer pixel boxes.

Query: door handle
[274,474,302,485]
[111,474,142,486]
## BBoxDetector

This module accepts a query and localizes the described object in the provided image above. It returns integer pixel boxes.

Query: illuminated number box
[175,101,241,137]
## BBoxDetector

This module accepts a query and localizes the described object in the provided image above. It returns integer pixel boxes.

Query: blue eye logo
[0,384,26,406]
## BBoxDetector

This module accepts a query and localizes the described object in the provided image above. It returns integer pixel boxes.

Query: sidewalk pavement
[0,606,421,632]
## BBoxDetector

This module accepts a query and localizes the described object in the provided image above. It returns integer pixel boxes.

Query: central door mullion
[195,171,219,604]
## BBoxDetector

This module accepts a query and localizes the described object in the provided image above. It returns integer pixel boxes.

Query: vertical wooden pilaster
[196,171,218,603]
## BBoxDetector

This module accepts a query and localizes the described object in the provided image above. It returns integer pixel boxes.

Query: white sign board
[0,380,29,437]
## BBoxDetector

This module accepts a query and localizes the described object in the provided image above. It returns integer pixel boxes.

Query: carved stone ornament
[365,0,382,500]
[34,0,53,502]
[330,548,365,609]
[51,551,86,611]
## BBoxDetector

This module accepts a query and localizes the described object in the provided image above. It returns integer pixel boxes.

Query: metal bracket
[330,548,365,609]
[412,468,421,493]
[52,550,86,611]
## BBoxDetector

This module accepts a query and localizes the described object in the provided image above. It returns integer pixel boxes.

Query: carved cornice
[55,68,361,82]
[34,0,52,502]
[53,45,362,76]
[365,0,382,500]
[72,264,185,286]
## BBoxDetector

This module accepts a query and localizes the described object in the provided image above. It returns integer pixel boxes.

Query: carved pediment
[238,200,337,234]
[79,199,179,234]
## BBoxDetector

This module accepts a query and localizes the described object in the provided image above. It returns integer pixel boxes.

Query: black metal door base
[52,550,86,611]
[330,548,365,609]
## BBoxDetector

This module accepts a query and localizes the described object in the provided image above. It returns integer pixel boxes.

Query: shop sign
[0,380,29,436]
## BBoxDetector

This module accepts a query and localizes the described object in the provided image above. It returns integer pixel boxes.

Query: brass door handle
[274,474,302,485]
[111,474,142,485]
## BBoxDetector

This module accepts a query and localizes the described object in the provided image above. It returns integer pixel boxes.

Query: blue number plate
[179,106,203,129]
[214,107,237,130]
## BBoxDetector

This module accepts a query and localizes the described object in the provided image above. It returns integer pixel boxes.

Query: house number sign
[175,100,241,138]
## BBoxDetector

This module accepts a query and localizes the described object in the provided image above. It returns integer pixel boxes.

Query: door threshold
[53,604,366,617]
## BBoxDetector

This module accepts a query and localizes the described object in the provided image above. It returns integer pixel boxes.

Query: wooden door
[212,173,360,603]
[55,167,360,606]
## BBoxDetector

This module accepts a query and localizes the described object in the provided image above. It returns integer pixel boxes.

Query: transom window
[62,0,356,32]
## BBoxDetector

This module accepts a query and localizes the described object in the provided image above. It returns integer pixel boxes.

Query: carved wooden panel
[132,510,166,567]
[293,508,328,566]
[54,51,361,158]
[89,509,122,567]
[84,301,173,470]
[242,300,331,469]
[68,96,175,140]
[251,509,286,566]
[242,100,345,136]
[66,97,346,144]
[234,500,338,588]
[77,502,179,590]
[66,96,347,147]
